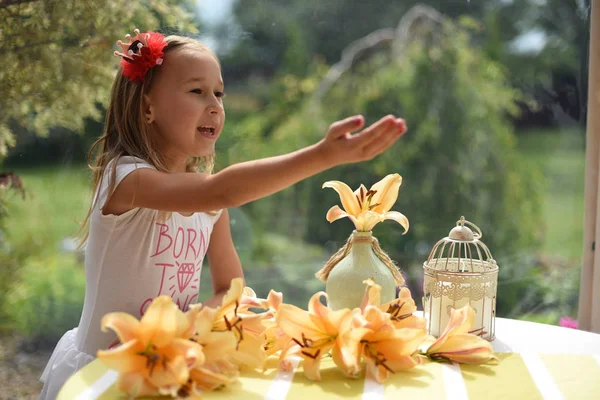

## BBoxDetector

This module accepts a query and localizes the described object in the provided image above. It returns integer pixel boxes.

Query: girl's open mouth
[197,126,217,139]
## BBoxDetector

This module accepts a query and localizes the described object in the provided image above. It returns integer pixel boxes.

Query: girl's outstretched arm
[103,114,406,215]
[202,209,244,308]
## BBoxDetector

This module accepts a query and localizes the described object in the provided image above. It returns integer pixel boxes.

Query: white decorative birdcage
[422,216,498,341]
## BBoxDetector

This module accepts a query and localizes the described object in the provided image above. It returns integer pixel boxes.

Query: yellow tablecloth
[59,352,600,399]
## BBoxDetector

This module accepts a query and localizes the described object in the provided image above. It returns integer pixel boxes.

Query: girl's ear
[143,94,155,124]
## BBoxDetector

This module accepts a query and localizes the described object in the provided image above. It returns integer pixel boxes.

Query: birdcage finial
[448,216,483,242]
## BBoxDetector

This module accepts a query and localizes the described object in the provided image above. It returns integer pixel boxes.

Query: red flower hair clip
[113,29,168,82]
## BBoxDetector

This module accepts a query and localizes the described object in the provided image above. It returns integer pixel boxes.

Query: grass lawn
[516,127,586,261]
[4,163,91,256]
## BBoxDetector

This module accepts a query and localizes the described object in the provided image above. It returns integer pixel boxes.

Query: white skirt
[39,328,95,400]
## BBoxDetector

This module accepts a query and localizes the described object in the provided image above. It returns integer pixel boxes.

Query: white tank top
[76,156,222,355]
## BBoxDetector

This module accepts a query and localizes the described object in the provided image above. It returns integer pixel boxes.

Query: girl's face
[145,48,225,170]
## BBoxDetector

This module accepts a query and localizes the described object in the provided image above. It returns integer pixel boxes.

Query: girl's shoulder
[107,155,156,174]
[92,156,156,215]
[101,156,155,187]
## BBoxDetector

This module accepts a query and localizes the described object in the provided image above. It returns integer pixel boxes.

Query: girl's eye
[215,91,225,98]
[191,89,202,94]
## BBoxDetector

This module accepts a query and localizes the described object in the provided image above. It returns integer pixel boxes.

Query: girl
[39,29,407,399]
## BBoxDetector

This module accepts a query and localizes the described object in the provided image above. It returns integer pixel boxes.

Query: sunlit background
[0,0,590,396]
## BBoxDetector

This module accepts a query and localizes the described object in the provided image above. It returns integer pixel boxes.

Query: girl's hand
[316,114,407,166]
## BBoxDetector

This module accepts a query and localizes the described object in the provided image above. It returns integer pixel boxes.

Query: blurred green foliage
[0,0,199,157]
[6,253,85,346]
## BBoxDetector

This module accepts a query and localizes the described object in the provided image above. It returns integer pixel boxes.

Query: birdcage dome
[425,216,498,274]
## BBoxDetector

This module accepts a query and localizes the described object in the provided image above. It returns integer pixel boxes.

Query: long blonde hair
[78,35,219,246]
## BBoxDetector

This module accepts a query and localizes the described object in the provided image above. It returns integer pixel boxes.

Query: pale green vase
[326,231,397,310]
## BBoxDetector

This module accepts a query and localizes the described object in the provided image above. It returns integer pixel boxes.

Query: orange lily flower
[277,292,352,380]
[425,305,497,364]
[356,306,426,383]
[333,280,427,382]
[210,278,271,369]
[323,174,409,232]
[97,296,204,398]
[360,278,426,330]
[258,290,293,357]
[185,305,239,391]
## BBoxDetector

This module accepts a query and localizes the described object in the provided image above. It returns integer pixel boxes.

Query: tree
[217,0,525,82]
[534,0,590,123]
[0,0,199,158]
[216,0,590,128]
[483,0,590,126]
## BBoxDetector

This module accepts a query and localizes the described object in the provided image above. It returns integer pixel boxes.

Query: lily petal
[357,210,384,231]
[360,278,381,311]
[147,353,189,390]
[278,303,329,341]
[264,323,290,357]
[384,354,422,372]
[429,334,496,364]
[323,180,361,216]
[117,373,158,398]
[365,353,421,384]
[267,290,283,311]
[382,211,409,234]
[326,205,349,223]
[363,306,392,331]
[241,289,283,311]
[237,311,272,337]
[325,205,362,230]
[231,332,267,369]
[200,331,237,362]
[101,312,141,343]
[242,286,257,298]
[427,306,475,354]
[97,339,146,373]
[192,306,218,338]
[190,366,236,392]
[219,278,245,312]
[395,287,417,314]
[163,338,205,370]
[300,346,333,381]
[370,174,402,214]
[419,335,437,353]
[140,296,187,348]
[380,287,424,329]
[308,292,351,333]
[333,310,370,376]
[371,328,427,357]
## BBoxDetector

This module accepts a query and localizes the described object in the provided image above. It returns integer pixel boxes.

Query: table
[59,316,600,399]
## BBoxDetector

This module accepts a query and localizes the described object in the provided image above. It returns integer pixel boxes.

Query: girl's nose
[207,103,223,115]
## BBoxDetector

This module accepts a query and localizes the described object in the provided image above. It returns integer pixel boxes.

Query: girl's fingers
[364,124,404,156]
[361,119,406,157]
[355,117,399,149]
[352,115,396,143]
[328,115,365,139]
